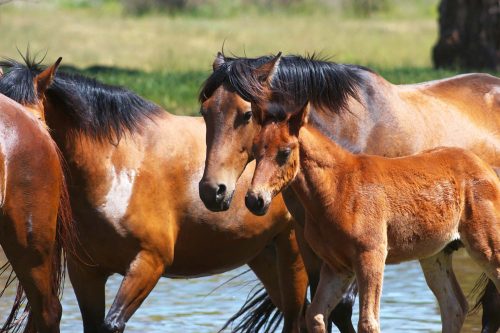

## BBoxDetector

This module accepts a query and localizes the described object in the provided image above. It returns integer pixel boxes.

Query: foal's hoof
[101,320,125,333]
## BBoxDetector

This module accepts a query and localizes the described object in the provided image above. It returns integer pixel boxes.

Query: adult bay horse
[197,52,500,333]
[0,56,309,333]
[246,99,500,333]
[0,65,73,333]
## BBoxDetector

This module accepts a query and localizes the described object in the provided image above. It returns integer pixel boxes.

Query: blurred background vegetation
[0,0,497,115]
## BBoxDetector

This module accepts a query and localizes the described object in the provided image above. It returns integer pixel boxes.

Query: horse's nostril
[216,184,227,197]
[257,197,264,209]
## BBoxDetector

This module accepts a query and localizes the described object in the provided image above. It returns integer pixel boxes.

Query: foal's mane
[199,53,369,113]
[0,53,162,142]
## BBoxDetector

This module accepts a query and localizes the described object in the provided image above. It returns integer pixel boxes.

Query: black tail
[0,263,30,333]
[219,285,283,333]
[469,273,490,314]
[469,274,500,333]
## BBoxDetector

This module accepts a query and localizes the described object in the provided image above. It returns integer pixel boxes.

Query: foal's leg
[460,198,500,333]
[419,251,467,333]
[102,250,166,333]
[68,257,109,333]
[306,264,354,333]
[460,199,500,290]
[294,214,356,333]
[354,248,386,333]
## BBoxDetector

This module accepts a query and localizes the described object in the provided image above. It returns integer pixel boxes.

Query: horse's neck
[292,125,354,216]
[309,72,394,153]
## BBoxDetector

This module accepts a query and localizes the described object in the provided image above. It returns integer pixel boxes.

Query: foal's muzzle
[198,180,234,212]
[245,190,270,216]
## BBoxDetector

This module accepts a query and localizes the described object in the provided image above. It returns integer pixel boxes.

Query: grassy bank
[0,3,497,115]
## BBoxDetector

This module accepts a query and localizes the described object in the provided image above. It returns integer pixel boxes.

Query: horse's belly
[164,209,283,277]
[385,215,460,264]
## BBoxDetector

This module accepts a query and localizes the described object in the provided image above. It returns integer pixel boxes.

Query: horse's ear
[213,52,225,71]
[289,102,310,134]
[34,57,62,97]
[254,52,282,85]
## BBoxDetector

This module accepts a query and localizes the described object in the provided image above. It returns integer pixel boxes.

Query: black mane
[199,53,369,113]
[0,55,162,142]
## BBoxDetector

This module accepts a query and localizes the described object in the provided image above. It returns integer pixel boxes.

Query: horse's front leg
[102,250,166,333]
[354,247,386,333]
[274,225,309,332]
[419,250,468,333]
[68,257,109,333]
[306,264,354,333]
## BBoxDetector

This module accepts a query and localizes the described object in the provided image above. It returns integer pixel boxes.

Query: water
[0,250,483,332]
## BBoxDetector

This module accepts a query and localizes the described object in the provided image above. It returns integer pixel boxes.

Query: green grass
[0,2,497,116]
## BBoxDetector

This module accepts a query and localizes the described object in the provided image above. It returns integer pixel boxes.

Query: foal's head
[245,102,310,216]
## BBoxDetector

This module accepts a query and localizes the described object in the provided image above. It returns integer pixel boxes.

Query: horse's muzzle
[198,180,233,212]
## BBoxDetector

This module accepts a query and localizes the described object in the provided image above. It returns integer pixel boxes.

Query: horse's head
[246,100,309,216]
[0,56,61,126]
[29,58,62,124]
[198,52,262,211]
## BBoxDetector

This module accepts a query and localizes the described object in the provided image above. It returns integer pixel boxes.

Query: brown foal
[246,102,500,333]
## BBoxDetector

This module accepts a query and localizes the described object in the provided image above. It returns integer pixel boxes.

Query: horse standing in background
[0,56,309,333]
[198,52,500,333]
[0,60,73,333]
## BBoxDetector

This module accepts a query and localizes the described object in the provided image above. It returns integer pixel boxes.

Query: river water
[0,249,484,332]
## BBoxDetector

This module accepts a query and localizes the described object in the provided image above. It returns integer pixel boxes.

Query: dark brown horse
[198,52,500,333]
[0,56,309,333]
[0,60,73,333]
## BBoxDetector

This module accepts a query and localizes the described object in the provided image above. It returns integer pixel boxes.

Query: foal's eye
[243,111,252,123]
[276,148,291,165]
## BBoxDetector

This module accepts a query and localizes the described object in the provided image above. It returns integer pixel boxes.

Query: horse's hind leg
[0,217,61,333]
[419,250,467,333]
[68,257,109,333]
[103,250,165,333]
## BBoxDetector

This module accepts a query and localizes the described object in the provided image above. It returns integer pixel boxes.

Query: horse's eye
[243,111,252,122]
[276,148,291,165]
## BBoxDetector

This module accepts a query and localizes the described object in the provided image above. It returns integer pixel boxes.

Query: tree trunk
[433,0,500,70]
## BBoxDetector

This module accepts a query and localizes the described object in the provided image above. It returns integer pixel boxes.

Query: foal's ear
[289,103,310,134]
[254,52,282,85]
[34,57,62,98]
[212,52,225,71]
